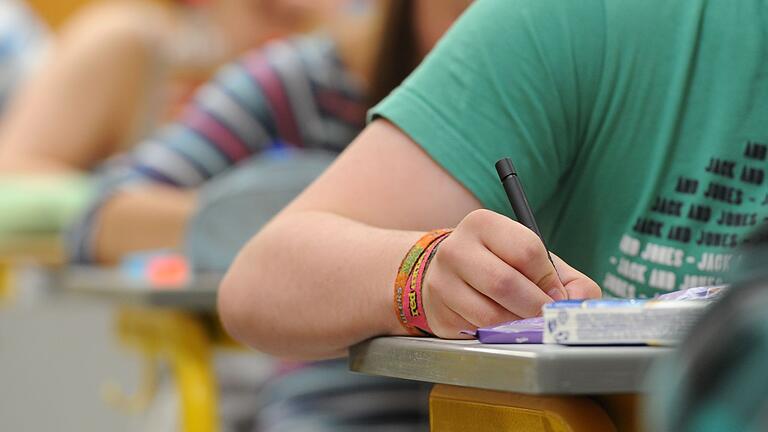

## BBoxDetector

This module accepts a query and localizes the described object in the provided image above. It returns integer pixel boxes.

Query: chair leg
[116,308,220,432]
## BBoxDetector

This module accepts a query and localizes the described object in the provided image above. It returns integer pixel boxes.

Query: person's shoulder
[235,33,344,80]
[271,33,364,97]
[245,33,337,68]
[284,33,337,58]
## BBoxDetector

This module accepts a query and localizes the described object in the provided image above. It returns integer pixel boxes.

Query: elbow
[217,247,281,356]
[218,266,257,350]
[217,217,348,360]
[217,223,284,354]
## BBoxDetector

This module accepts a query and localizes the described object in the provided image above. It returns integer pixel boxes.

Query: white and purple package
[471,285,726,345]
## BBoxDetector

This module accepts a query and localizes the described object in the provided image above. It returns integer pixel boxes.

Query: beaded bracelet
[394,229,452,335]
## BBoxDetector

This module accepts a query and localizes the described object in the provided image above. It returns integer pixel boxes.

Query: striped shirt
[69,35,366,262]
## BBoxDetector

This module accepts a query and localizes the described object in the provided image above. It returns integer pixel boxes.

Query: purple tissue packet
[474,317,544,344]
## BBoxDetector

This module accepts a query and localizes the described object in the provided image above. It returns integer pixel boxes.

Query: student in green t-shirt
[219,0,768,358]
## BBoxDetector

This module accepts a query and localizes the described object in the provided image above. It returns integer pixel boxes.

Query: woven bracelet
[394,229,452,335]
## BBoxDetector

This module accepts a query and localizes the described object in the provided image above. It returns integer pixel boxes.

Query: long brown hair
[366,0,421,108]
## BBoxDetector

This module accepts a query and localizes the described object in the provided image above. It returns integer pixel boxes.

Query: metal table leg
[115,307,219,432]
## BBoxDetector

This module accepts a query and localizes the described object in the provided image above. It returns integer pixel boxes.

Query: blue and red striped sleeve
[68,35,366,263]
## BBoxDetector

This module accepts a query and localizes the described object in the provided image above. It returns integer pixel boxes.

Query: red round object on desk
[147,255,190,288]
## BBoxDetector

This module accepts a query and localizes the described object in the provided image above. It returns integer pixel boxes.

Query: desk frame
[116,308,219,432]
[351,337,668,431]
[63,268,225,432]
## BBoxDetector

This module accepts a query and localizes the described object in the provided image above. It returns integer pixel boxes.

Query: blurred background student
[0,0,321,174]
[0,0,325,259]
[63,1,470,430]
[0,0,48,115]
[0,1,393,431]
[69,0,471,264]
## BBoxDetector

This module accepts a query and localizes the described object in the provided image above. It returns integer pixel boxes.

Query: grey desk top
[60,266,221,311]
[349,336,673,395]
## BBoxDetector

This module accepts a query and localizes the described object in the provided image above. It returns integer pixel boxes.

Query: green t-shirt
[373,0,768,298]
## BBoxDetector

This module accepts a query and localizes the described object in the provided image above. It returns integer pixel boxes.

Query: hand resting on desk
[423,209,601,339]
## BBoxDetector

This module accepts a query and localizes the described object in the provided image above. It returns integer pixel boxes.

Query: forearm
[219,120,483,359]
[91,187,196,264]
[219,210,423,360]
[0,1,172,173]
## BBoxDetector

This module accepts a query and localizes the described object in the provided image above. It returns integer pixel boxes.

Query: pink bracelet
[401,233,450,335]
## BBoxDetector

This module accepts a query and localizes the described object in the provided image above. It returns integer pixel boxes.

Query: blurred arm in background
[0,0,177,173]
[0,0,323,175]
[71,1,378,264]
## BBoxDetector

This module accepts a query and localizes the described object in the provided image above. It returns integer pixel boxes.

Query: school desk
[0,233,63,304]
[350,337,673,432]
[62,266,226,432]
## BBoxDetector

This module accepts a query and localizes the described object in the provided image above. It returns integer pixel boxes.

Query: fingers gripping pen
[495,158,560,279]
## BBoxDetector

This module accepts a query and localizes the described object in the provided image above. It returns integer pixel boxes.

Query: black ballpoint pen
[495,157,560,277]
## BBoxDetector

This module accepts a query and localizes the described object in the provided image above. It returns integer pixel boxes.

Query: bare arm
[220,121,477,359]
[219,121,600,359]
[70,28,366,263]
[0,1,174,173]
[91,186,196,264]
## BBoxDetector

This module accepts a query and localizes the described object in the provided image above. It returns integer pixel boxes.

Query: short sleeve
[371,0,605,216]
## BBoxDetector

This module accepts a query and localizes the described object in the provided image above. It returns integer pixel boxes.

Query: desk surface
[61,267,221,310]
[350,337,672,395]
[0,234,64,265]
